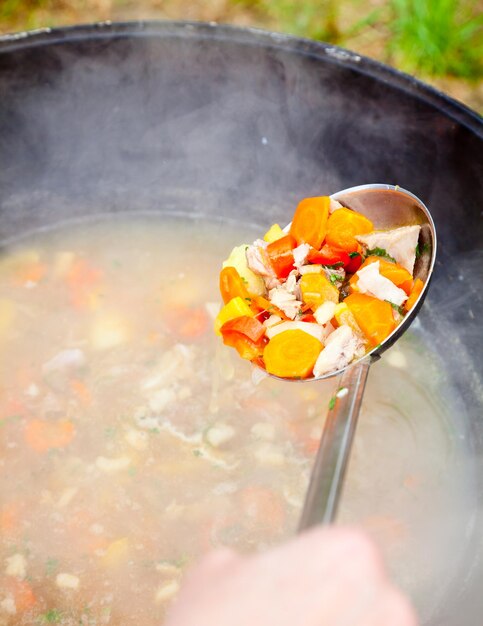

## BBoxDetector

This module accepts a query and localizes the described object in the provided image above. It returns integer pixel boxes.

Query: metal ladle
[272,184,437,530]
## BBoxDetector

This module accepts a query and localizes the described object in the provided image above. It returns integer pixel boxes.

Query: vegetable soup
[0,217,471,625]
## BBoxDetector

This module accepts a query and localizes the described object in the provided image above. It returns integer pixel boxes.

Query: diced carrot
[166,305,209,339]
[220,316,266,343]
[3,579,36,612]
[290,196,330,249]
[70,379,92,406]
[66,258,102,310]
[239,486,286,532]
[300,273,339,309]
[287,421,320,456]
[326,208,373,253]
[24,419,75,453]
[351,256,413,294]
[0,502,21,536]
[405,278,424,312]
[13,261,46,285]
[266,234,296,279]
[219,266,251,304]
[344,293,396,346]
[263,330,322,379]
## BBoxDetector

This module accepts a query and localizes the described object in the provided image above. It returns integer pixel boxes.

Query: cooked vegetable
[217,193,426,379]
[290,196,330,249]
[263,330,322,378]
[263,223,285,243]
[214,296,254,335]
[222,244,265,295]
[266,234,297,279]
[24,419,75,453]
[326,207,374,252]
[405,277,424,311]
[300,273,339,309]
[219,266,251,304]
[345,293,396,346]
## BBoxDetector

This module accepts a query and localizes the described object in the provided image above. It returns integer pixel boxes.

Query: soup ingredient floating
[216,196,424,379]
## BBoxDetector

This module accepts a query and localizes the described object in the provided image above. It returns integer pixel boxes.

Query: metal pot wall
[0,21,481,625]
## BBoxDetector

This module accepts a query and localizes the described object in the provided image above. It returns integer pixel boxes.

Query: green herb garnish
[366,247,396,263]
[323,262,344,269]
[415,242,431,259]
[45,558,59,576]
[329,274,339,285]
[348,252,360,258]
[328,396,336,410]
[386,301,405,316]
[39,609,62,624]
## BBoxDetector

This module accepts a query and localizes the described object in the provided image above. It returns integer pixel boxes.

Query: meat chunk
[246,240,276,278]
[268,285,302,320]
[313,325,364,377]
[354,261,408,307]
[293,243,311,269]
[356,225,421,274]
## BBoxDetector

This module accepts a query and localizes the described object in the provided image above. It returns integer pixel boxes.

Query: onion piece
[265,321,325,343]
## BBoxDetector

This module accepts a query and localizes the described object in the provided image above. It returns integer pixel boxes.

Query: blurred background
[1,0,482,112]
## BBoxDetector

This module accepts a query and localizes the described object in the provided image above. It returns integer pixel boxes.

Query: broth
[0,217,473,625]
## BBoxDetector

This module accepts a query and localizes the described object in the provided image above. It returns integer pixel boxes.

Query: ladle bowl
[295,183,437,528]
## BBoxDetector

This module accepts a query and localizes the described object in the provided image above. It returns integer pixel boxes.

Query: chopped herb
[244,297,252,302]
[45,558,59,576]
[386,301,405,316]
[323,262,344,269]
[329,274,339,285]
[348,252,360,258]
[39,609,62,624]
[366,247,396,263]
[149,427,160,434]
[241,277,249,285]
[245,246,249,251]
[193,449,202,457]
[415,242,431,259]
[328,396,336,410]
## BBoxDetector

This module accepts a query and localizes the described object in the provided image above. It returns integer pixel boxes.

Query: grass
[388,0,483,78]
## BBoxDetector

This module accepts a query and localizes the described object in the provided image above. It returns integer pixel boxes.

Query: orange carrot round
[344,293,396,346]
[290,196,330,249]
[326,208,373,252]
[219,266,251,304]
[263,330,322,379]
[405,278,424,311]
[24,419,75,453]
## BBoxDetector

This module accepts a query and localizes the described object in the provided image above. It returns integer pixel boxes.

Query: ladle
[270,184,437,530]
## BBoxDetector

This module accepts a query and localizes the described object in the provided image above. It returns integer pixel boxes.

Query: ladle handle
[298,358,372,531]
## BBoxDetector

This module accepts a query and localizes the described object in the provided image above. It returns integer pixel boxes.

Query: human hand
[164,526,417,626]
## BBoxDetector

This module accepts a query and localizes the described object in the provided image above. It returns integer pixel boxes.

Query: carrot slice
[263,330,322,379]
[4,579,36,612]
[300,273,339,309]
[290,196,330,249]
[221,332,265,360]
[405,278,424,312]
[166,305,209,339]
[24,419,75,453]
[344,293,396,346]
[219,266,251,304]
[239,487,286,532]
[251,296,290,321]
[326,208,373,252]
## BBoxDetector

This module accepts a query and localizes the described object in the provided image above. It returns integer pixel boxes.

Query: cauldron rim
[0,19,481,136]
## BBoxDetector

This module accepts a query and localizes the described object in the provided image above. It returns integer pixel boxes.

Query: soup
[0,217,472,625]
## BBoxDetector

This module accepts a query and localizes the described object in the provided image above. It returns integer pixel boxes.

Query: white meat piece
[246,242,276,278]
[284,271,299,295]
[356,225,421,274]
[95,456,131,473]
[329,197,344,213]
[263,314,283,328]
[268,286,302,320]
[154,580,180,604]
[293,244,311,269]
[313,325,364,377]
[314,301,337,325]
[355,261,408,306]
[42,349,85,374]
[204,423,236,448]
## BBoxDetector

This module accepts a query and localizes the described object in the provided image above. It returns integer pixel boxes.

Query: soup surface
[0,217,474,625]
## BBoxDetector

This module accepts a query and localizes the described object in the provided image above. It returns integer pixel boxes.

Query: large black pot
[0,21,481,625]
